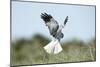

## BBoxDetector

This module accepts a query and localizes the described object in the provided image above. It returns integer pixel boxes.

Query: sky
[12,1,95,42]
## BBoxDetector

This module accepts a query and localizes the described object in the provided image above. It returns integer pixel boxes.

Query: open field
[11,34,96,66]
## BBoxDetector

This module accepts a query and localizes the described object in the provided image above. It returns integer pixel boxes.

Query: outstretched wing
[41,13,59,37]
[41,13,52,23]
[64,16,68,26]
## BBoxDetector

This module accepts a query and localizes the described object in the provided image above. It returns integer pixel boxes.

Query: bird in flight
[41,13,68,54]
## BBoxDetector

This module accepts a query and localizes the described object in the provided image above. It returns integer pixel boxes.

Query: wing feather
[41,13,52,23]
[64,16,68,26]
[41,13,59,37]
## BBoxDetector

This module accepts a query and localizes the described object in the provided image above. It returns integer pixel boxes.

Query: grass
[11,34,96,66]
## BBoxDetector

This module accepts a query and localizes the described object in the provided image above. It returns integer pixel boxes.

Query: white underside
[43,40,63,54]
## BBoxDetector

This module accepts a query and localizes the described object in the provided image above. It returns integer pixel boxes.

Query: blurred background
[11,1,96,66]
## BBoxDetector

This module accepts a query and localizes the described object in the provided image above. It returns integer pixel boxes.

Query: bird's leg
[52,39,58,54]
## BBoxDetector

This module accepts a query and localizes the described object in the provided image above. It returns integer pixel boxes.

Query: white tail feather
[44,40,62,54]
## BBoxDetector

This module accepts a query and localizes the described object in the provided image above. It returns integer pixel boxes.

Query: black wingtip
[41,13,52,22]
[64,16,68,25]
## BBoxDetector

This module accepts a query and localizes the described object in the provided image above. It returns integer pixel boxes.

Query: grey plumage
[41,13,68,41]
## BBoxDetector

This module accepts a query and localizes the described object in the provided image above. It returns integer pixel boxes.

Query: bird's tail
[43,40,63,54]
